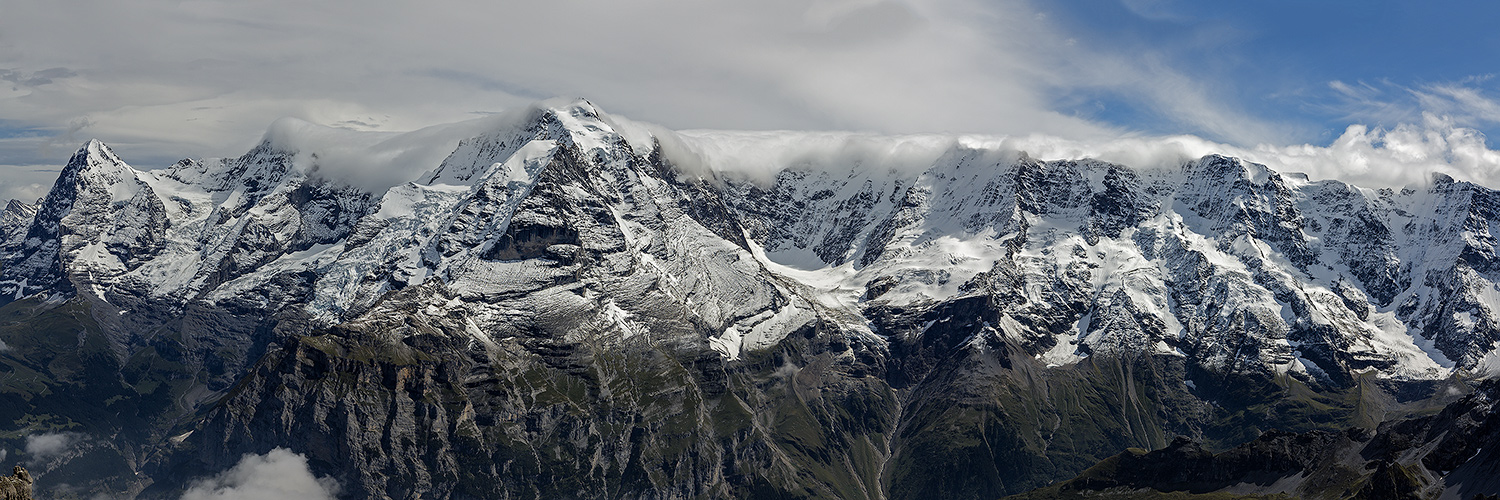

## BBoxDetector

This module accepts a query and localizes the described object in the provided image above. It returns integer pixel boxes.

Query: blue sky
[1041,0,1500,143]
[1,0,1498,201]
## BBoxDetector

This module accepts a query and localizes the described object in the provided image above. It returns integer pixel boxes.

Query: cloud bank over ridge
[675,116,1500,191]
[2,0,1499,200]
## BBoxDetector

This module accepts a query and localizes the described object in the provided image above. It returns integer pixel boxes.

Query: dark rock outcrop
[0,466,34,500]
[1009,380,1500,499]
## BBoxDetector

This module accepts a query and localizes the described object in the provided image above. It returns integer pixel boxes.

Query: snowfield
[3,98,1499,383]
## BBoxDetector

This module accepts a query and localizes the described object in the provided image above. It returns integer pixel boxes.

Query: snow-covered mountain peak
[6,104,1500,384]
[76,138,123,164]
[712,141,1500,379]
[1,199,35,220]
[421,98,644,187]
[1184,154,1278,184]
[59,139,142,196]
[0,139,169,303]
[13,110,1500,500]
[0,198,39,254]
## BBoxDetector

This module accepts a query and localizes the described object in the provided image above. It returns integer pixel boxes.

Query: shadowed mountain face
[0,100,1497,499]
[1007,379,1500,500]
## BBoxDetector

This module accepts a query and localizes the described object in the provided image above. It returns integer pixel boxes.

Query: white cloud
[247,101,579,193]
[25,432,77,459]
[1250,115,1500,188]
[678,111,1500,191]
[1328,79,1500,131]
[998,113,1500,189]
[1,1,1492,197]
[0,165,57,204]
[674,129,963,185]
[179,448,339,500]
[1414,83,1500,127]
[0,0,1285,174]
[14,93,1497,209]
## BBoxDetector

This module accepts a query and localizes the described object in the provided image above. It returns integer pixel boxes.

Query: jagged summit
[0,198,39,250]
[52,139,137,200]
[73,138,122,164]
[421,99,627,185]
[0,138,166,302]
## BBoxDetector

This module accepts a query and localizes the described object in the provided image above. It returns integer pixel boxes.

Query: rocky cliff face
[1,100,1498,499]
[0,467,33,500]
[717,149,1490,383]
[0,199,39,255]
[1010,379,1500,499]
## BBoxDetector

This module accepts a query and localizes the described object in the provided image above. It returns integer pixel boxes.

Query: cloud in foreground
[179,448,338,500]
[25,432,77,460]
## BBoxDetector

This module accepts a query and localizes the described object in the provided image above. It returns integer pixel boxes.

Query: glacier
[3,99,1499,383]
